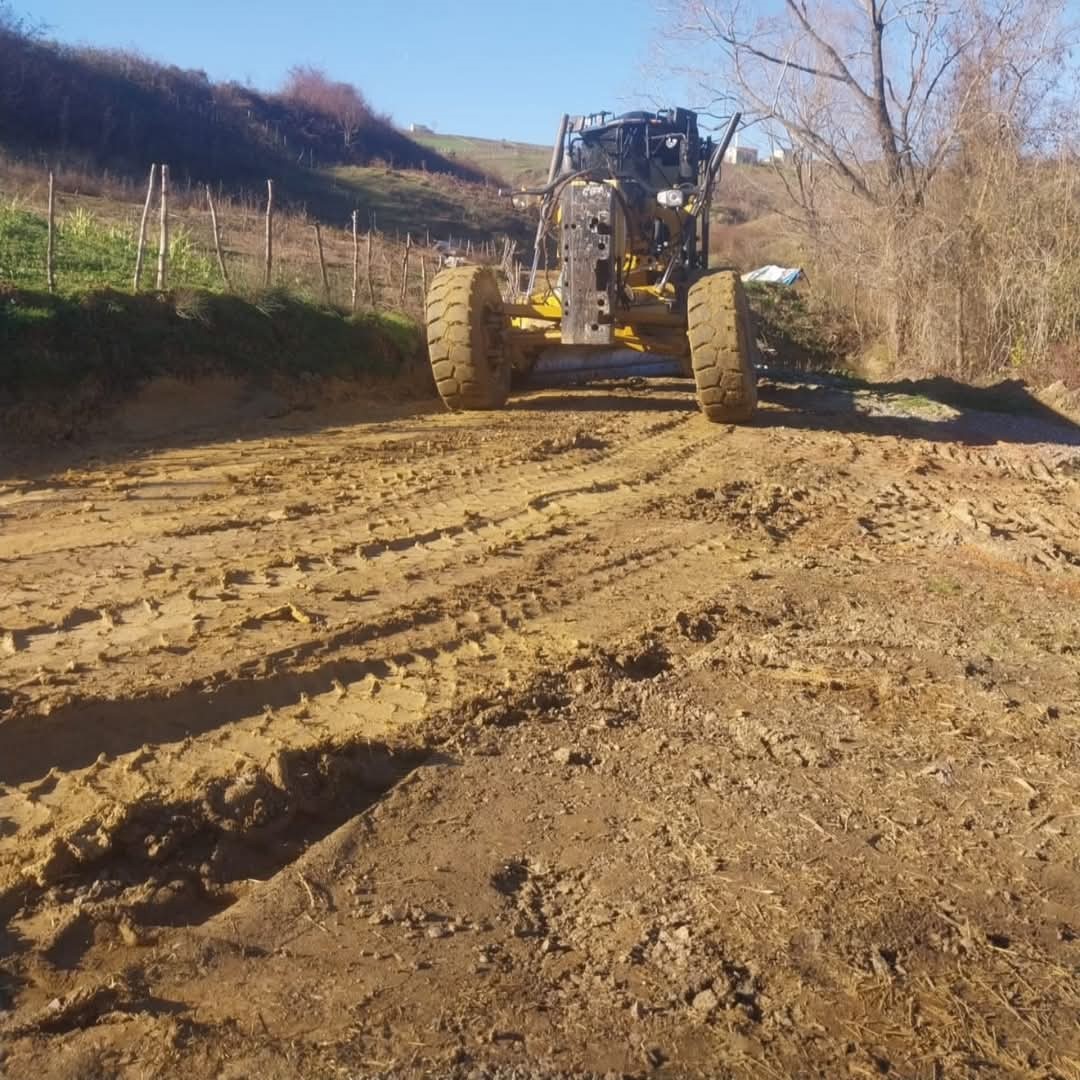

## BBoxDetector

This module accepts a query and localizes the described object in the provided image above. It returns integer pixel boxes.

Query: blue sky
[30,0,671,143]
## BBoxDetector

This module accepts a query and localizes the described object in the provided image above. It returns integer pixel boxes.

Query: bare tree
[664,0,1080,375]
[0,1,46,38]
[282,65,370,149]
[672,0,1074,209]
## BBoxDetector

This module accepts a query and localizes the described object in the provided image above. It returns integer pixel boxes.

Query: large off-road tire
[426,265,511,411]
[686,271,758,423]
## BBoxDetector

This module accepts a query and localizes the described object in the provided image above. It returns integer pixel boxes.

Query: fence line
[155,163,169,290]
[46,171,56,294]
[313,221,330,303]
[399,233,412,305]
[206,183,230,288]
[351,209,360,313]
[264,178,274,287]
[133,163,157,291]
[6,165,520,316]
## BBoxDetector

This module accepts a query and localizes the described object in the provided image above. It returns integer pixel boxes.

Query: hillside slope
[406,130,551,187]
[0,24,485,191]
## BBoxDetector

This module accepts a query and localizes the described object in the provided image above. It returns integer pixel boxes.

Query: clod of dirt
[527,430,609,460]
[612,637,671,680]
[675,609,721,643]
[551,746,587,767]
[239,603,316,629]
[1,980,131,1036]
[473,703,526,728]
[490,859,529,897]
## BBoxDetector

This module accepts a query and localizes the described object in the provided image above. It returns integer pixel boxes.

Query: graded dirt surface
[2,373,1080,1079]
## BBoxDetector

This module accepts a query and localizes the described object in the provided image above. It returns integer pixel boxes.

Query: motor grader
[424,107,757,422]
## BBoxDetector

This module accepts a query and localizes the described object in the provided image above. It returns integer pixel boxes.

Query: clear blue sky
[31,0,671,144]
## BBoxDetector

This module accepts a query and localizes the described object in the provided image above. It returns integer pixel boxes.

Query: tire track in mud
[3,415,737,710]
[0,408,735,899]
[0,411,696,675]
[3,381,1080,964]
[833,440,1080,572]
[0,521,746,949]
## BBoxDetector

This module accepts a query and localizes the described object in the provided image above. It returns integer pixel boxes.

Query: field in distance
[406,129,552,188]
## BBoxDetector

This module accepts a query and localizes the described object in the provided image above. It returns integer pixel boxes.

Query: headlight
[511,194,530,210]
[657,189,686,209]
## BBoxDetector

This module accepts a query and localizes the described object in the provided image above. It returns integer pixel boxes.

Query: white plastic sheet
[741,265,805,286]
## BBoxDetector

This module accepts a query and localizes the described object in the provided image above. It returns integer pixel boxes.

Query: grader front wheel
[425,265,511,411]
[687,271,758,423]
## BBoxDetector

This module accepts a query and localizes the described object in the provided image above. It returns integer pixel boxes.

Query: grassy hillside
[331,166,528,239]
[407,131,552,188]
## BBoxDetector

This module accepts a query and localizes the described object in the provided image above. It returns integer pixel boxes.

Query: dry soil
[2,373,1080,1079]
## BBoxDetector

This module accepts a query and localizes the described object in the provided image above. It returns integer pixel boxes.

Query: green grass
[0,200,424,399]
[891,392,943,414]
[745,281,849,370]
[0,286,422,396]
[0,204,217,293]
[405,132,551,187]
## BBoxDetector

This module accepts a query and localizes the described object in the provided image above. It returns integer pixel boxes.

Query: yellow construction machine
[424,108,757,422]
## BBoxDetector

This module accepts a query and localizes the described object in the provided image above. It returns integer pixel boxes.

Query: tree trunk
[868,1,904,195]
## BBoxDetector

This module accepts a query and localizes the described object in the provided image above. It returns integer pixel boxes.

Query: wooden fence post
[46,171,56,294]
[420,254,428,299]
[351,210,360,313]
[314,222,331,303]
[399,233,412,305]
[133,163,157,291]
[366,231,376,308]
[156,163,169,291]
[205,184,230,289]
[264,179,274,287]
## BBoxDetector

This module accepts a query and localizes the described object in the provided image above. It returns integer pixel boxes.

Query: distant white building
[724,146,758,165]
[410,123,434,135]
[723,134,758,165]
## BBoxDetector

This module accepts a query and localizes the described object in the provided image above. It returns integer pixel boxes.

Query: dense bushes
[800,137,1080,383]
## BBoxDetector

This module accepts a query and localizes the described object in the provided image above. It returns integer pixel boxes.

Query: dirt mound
[0,369,436,453]
[1039,379,1080,425]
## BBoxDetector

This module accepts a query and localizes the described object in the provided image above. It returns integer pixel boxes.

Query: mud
[2,372,1080,1078]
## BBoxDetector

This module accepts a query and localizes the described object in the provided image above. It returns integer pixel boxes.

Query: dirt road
[2,373,1080,1078]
